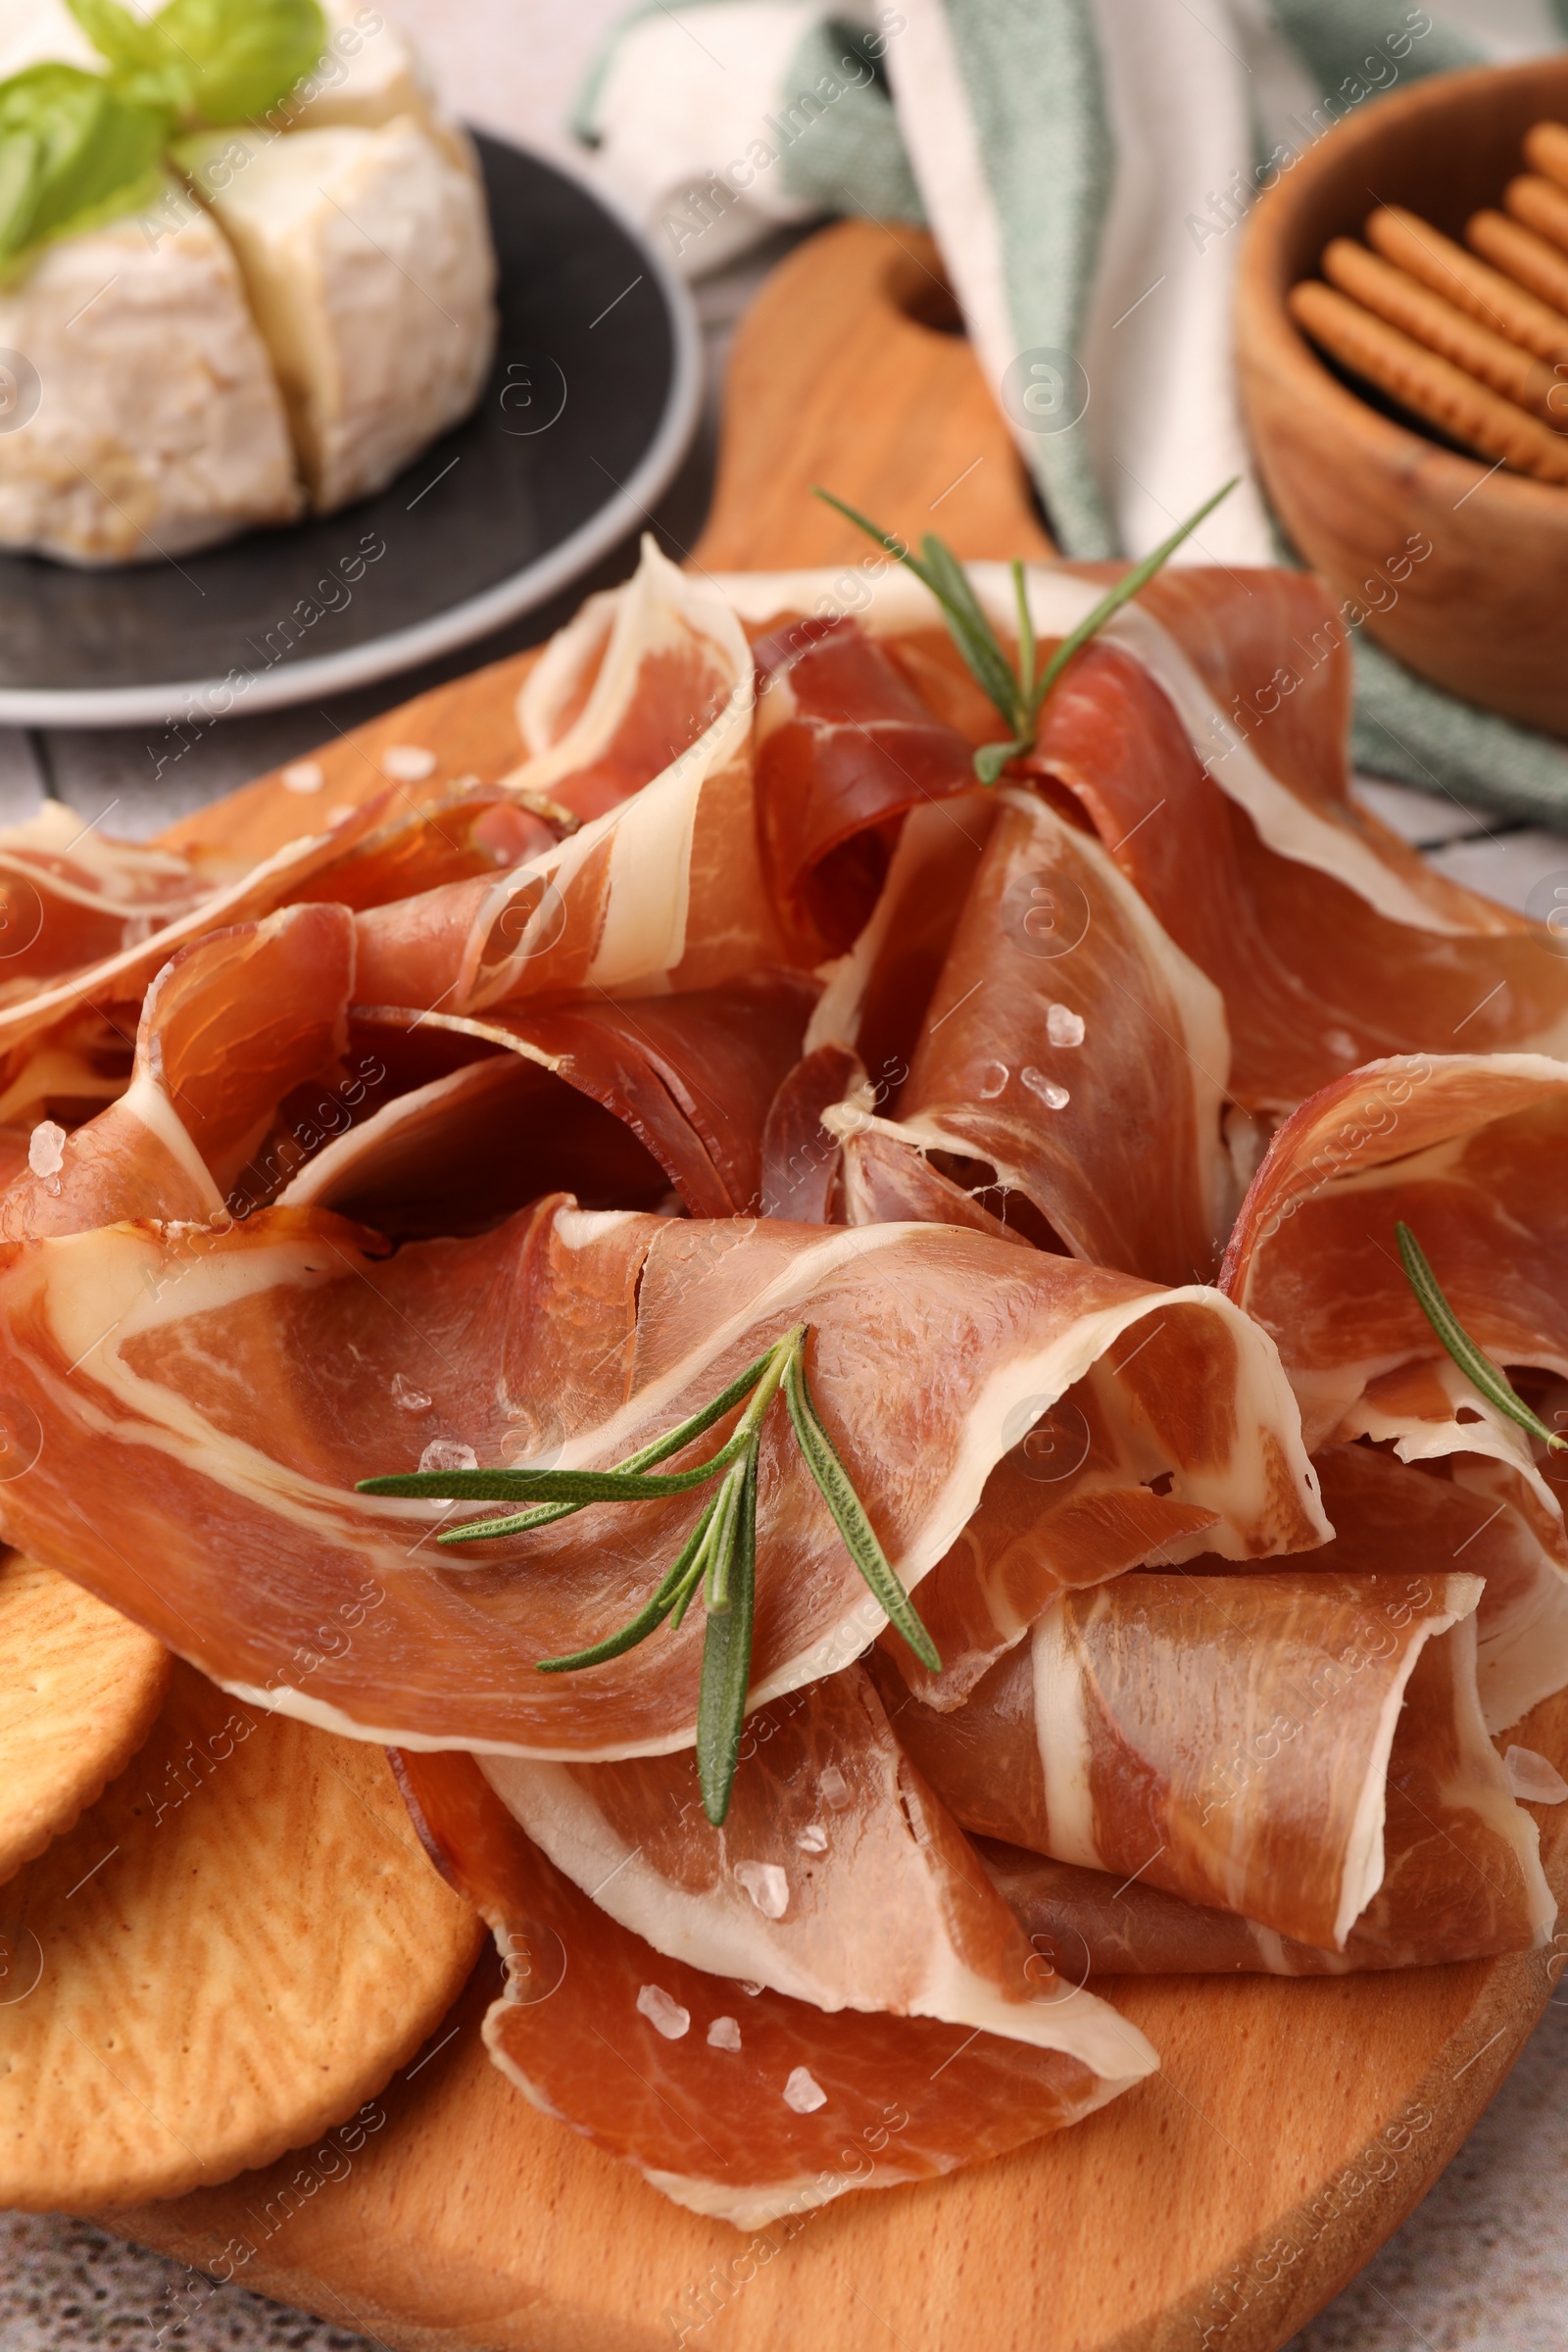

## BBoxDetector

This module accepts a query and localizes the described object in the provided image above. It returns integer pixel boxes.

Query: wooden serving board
[97,220,1568,2352]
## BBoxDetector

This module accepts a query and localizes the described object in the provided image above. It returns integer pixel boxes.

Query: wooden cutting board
[99,220,1568,2352]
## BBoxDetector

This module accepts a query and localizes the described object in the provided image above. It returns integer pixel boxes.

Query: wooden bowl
[1237,58,1568,738]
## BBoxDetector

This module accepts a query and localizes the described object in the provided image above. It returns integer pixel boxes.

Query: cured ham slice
[354,707,788,1024]
[510,537,754,824]
[751,615,979,956]
[885,1553,1553,1954]
[1312,1443,1568,1738]
[1223,1054,1568,1441]
[0,905,355,1242]
[876,1312,1295,1711]
[828,791,1232,1285]
[294,974,816,1227]
[0,804,213,997]
[803,791,996,1130]
[978,1786,1550,1976]
[1223,1053,1568,1724]
[1022,640,1568,1109]
[0,1203,1319,1757]
[345,539,792,1021]
[0,799,389,1106]
[289,786,562,911]
[395,1746,1150,2228]
[480,1664,1152,2076]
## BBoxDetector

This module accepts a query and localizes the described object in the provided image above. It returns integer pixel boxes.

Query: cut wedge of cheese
[0,184,304,565]
[182,115,498,514]
[293,0,438,135]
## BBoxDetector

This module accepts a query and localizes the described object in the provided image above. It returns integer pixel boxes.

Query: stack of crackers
[0,1554,481,2212]
[1290,120,1568,486]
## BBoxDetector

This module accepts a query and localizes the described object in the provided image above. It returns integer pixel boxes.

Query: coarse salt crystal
[637,1984,690,2039]
[783,2066,826,2114]
[383,744,437,782]
[707,2015,742,2051]
[391,1374,432,1412]
[1505,1744,1568,1804]
[1021,1067,1070,1110]
[418,1439,477,1474]
[281,760,324,794]
[27,1121,65,1180]
[734,1860,789,1919]
[1046,1003,1085,1048]
[796,1824,828,1853]
[818,1764,850,1809]
[976,1059,1008,1101]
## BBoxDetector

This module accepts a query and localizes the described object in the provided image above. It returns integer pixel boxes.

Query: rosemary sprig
[1396,1220,1566,1453]
[359,1324,941,1824]
[814,477,1239,783]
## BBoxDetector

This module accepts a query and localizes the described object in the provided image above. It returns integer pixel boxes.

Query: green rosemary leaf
[811,486,922,575]
[917,534,1023,726]
[365,1332,796,1532]
[604,1338,783,1473]
[1027,477,1240,718]
[1012,560,1037,706]
[815,477,1239,786]
[697,1446,759,1825]
[973,736,1033,787]
[432,1497,582,1546]
[666,1494,722,1633]
[704,1456,749,1612]
[411,1338,791,1544]
[363,1457,739,1507]
[812,487,1020,732]
[536,1481,726,1672]
[784,1343,942,1672]
[1396,1222,1566,1453]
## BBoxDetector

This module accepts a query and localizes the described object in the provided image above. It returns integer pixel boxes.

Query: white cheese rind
[185,116,498,514]
[0,192,302,565]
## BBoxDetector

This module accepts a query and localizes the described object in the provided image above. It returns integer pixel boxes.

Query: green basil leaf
[68,0,327,126]
[0,64,168,274]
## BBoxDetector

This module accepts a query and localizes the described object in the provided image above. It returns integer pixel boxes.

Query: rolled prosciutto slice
[0,903,356,1243]
[509,536,754,824]
[289,972,818,1230]
[0,803,213,997]
[0,803,385,1098]
[886,1548,1553,1955]
[395,1745,1152,2228]
[1224,1053,1568,1725]
[829,791,997,1055]
[751,613,979,956]
[829,791,1233,1286]
[1023,638,1568,1110]
[356,544,789,1022]
[874,1295,1320,1711]
[0,1202,1319,1756]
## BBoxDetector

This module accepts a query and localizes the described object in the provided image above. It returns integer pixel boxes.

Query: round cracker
[0,1660,482,2207]
[0,1554,170,1886]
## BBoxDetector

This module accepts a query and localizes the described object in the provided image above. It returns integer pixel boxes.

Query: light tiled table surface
[5,7,1568,2349]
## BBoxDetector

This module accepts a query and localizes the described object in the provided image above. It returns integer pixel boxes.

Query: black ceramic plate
[0,135,700,727]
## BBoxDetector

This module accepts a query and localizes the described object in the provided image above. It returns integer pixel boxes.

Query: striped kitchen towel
[576,0,1568,821]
